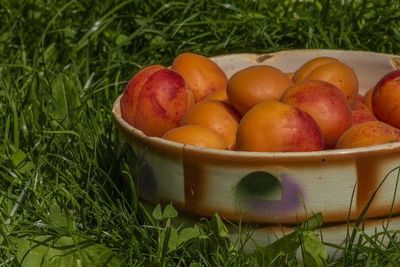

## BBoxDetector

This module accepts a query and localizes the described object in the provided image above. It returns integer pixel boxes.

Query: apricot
[162,125,228,150]
[293,57,340,83]
[204,88,229,103]
[180,100,241,149]
[352,98,376,126]
[303,62,359,108]
[362,87,374,114]
[227,65,293,115]
[352,111,377,126]
[120,65,164,126]
[336,121,399,149]
[172,53,228,102]
[286,72,294,80]
[353,100,373,114]
[236,101,324,152]
[281,80,352,148]
[371,70,400,129]
[120,66,194,137]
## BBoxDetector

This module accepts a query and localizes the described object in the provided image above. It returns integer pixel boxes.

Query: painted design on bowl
[236,171,303,214]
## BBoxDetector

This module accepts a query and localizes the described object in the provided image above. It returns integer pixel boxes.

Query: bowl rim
[207,48,399,64]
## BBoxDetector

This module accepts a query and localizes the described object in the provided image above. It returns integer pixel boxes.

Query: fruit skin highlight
[227,65,293,116]
[120,66,194,137]
[180,100,241,150]
[236,101,324,152]
[371,70,400,129]
[281,80,352,148]
[162,125,228,150]
[172,53,228,103]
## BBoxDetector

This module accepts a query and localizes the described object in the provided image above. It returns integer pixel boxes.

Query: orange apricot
[227,65,293,116]
[204,88,229,103]
[236,101,324,152]
[336,121,399,149]
[162,125,228,150]
[286,72,295,80]
[293,57,340,83]
[180,100,241,149]
[362,87,374,114]
[371,70,400,129]
[172,53,228,102]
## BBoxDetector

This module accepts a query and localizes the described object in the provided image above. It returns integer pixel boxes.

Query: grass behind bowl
[1,0,400,266]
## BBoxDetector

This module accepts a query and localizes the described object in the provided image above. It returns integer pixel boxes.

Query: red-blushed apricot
[120,65,164,127]
[371,70,400,129]
[304,62,359,108]
[352,111,377,126]
[172,53,227,102]
[236,101,324,152]
[162,125,228,150]
[363,87,374,114]
[336,121,399,149]
[353,100,373,114]
[180,100,241,149]
[280,80,352,148]
[227,65,293,116]
[120,67,194,137]
[204,88,229,103]
[352,98,376,126]
[293,57,340,83]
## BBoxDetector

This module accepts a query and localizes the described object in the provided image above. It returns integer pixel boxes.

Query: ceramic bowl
[112,49,400,249]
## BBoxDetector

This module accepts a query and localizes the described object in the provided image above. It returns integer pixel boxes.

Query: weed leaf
[178,226,201,244]
[17,235,123,267]
[11,149,27,167]
[11,149,34,173]
[163,203,178,219]
[152,204,162,221]
[252,213,325,265]
[166,225,178,252]
[301,231,327,267]
[252,231,299,265]
[298,212,323,231]
[210,213,230,239]
[49,203,69,228]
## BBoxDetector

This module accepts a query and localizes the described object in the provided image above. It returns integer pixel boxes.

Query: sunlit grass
[1,0,400,265]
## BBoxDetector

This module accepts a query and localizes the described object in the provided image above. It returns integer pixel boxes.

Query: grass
[1,0,400,265]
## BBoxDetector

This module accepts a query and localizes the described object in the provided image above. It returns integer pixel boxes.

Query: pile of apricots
[120,52,400,152]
